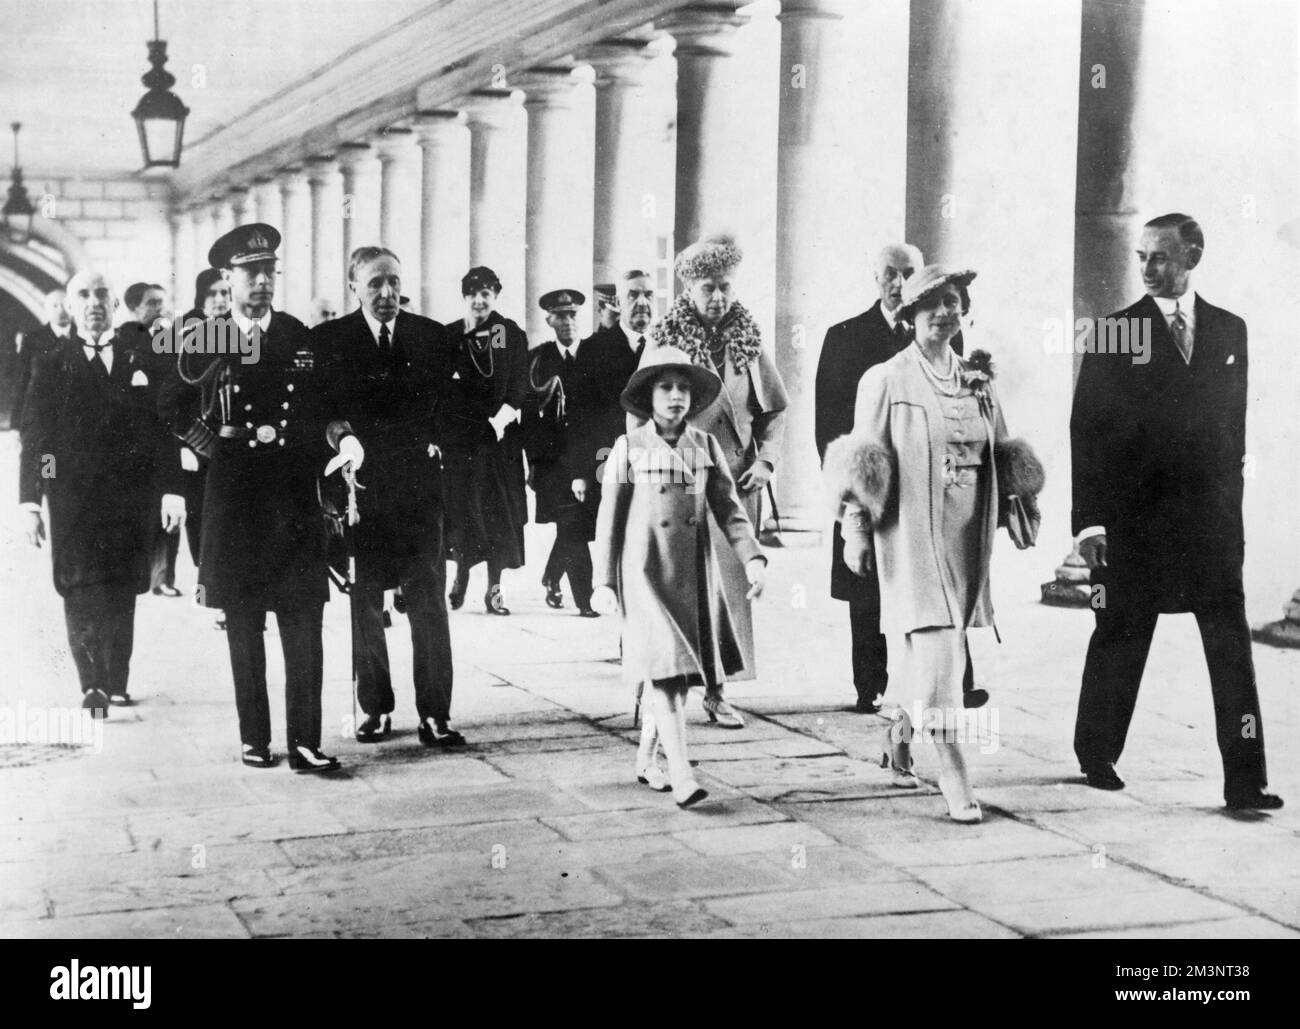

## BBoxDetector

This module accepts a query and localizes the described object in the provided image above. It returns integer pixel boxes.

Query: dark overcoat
[314,309,454,588]
[20,333,168,596]
[1070,293,1248,611]
[524,334,626,539]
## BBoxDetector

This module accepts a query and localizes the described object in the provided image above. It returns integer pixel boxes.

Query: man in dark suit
[1071,212,1280,810]
[122,281,184,599]
[595,269,657,385]
[159,223,363,773]
[13,289,74,432]
[315,246,462,748]
[525,289,625,617]
[19,271,181,714]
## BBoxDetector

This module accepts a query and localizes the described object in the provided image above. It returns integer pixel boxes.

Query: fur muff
[994,438,1045,500]
[823,433,894,525]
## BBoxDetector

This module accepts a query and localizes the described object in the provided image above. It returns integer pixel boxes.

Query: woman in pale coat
[634,235,789,729]
[825,266,1043,823]
[593,347,767,807]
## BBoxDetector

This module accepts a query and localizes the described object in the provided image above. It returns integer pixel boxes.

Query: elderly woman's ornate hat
[898,264,977,317]
[674,233,743,283]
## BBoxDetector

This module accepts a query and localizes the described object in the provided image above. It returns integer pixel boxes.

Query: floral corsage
[962,349,995,417]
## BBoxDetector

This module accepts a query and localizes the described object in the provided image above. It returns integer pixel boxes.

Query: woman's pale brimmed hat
[899,264,977,314]
[621,346,722,419]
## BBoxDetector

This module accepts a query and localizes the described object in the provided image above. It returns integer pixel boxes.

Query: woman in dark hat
[637,234,789,729]
[439,266,530,614]
[592,346,767,808]
[825,265,1044,824]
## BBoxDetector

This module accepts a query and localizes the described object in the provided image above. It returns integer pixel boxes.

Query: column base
[1040,543,1093,608]
[760,518,824,547]
[1251,619,1300,649]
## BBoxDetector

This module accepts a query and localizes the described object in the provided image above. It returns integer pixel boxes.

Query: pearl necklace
[913,342,964,396]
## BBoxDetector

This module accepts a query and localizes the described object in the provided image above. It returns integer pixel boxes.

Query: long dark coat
[594,423,764,687]
[815,301,908,604]
[314,309,455,589]
[439,310,530,568]
[158,310,341,611]
[20,333,169,596]
[1070,293,1248,611]
[13,322,66,432]
[524,334,627,540]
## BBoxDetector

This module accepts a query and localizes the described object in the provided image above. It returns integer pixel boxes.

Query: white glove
[744,558,766,600]
[161,493,187,533]
[591,585,619,615]
[338,434,365,471]
[488,403,518,443]
[180,446,200,472]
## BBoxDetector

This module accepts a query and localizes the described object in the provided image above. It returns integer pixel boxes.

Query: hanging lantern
[130,0,189,169]
[2,122,36,244]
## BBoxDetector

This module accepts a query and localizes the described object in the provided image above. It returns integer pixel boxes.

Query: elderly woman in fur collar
[825,266,1043,823]
[632,235,790,729]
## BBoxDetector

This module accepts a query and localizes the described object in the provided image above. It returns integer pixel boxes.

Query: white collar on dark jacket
[1150,290,1197,336]
[361,307,397,347]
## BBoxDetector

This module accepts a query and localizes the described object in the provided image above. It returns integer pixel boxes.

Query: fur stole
[651,294,763,375]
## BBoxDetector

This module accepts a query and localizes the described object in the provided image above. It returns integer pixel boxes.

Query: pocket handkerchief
[131,369,149,386]
[1226,354,1236,365]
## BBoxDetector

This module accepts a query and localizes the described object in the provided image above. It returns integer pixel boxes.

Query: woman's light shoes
[702,694,745,729]
[938,774,983,824]
[636,764,672,792]
[881,751,922,790]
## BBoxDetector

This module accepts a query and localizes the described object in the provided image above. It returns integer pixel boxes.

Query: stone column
[252,176,282,231]
[171,209,195,307]
[374,127,421,301]
[520,67,586,342]
[414,111,470,319]
[772,0,846,537]
[188,206,210,276]
[228,186,251,225]
[306,155,342,310]
[657,3,748,273]
[903,0,964,264]
[278,166,311,319]
[212,194,235,239]
[1042,0,1146,607]
[336,142,381,302]
[465,89,526,317]
[584,40,654,286]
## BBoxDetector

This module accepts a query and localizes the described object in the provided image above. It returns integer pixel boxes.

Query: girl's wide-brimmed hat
[898,264,977,318]
[621,346,723,419]
[674,233,743,283]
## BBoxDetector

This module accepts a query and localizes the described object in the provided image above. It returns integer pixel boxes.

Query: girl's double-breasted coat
[594,422,763,687]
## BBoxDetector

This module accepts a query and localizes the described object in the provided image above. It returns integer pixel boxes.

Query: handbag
[1001,493,1040,550]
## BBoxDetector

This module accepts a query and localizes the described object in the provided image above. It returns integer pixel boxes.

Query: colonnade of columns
[166,0,1158,553]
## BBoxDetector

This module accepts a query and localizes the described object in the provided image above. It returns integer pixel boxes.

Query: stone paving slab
[4,903,250,939]
[466,900,729,939]
[702,881,959,926]
[1055,916,1300,939]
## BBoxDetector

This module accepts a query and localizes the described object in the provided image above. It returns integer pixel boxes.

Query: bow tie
[83,340,111,352]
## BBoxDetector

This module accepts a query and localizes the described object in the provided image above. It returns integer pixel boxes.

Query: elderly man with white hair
[19,270,184,714]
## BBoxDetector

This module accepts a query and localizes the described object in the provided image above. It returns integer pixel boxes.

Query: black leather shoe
[288,745,341,773]
[963,688,989,709]
[1083,764,1125,791]
[82,689,109,717]
[577,607,600,618]
[241,744,277,769]
[108,691,133,706]
[449,571,469,610]
[485,585,511,615]
[850,694,883,714]
[542,579,564,608]
[418,720,467,748]
[1225,789,1284,811]
[355,713,391,743]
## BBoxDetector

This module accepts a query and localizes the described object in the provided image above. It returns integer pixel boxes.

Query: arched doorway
[0,221,82,429]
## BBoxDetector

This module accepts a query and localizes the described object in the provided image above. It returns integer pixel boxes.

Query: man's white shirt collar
[1152,290,1197,326]
[622,324,648,350]
[52,324,72,339]
[558,339,580,360]
[231,309,272,335]
[76,326,113,347]
[361,307,396,346]
[880,302,898,329]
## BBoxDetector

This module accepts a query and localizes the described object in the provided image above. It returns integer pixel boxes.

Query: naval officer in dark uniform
[159,224,364,772]
[315,246,463,748]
